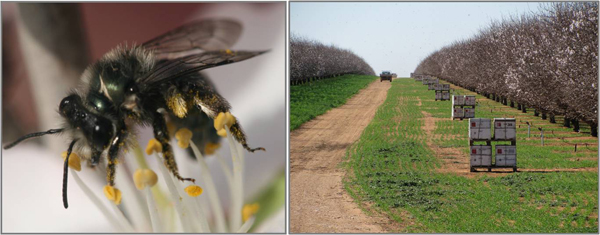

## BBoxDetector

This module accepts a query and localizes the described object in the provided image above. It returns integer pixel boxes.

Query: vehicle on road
[380,71,392,82]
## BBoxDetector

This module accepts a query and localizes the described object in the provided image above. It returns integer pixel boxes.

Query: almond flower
[51,112,264,233]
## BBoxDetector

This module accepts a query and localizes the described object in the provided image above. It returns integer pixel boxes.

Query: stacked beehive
[468,118,517,172]
[452,95,476,120]
[427,78,439,90]
[434,84,450,101]
[422,77,429,85]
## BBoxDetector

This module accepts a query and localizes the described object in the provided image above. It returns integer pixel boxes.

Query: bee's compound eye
[59,98,70,111]
[59,95,80,113]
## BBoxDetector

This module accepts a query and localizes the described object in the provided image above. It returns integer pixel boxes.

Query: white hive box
[495,145,517,166]
[428,84,435,90]
[470,145,492,166]
[471,156,492,166]
[452,107,464,118]
[469,118,491,140]
[442,92,450,100]
[452,95,465,106]
[494,118,517,140]
[435,84,450,91]
[435,92,442,100]
[465,95,476,106]
[464,107,475,118]
[431,79,439,84]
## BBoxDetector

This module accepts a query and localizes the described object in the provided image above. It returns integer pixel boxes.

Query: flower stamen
[214,112,236,137]
[61,151,81,171]
[103,185,123,205]
[242,203,260,222]
[175,128,193,149]
[133,169,158,190]
[184,185,204,197]
[145,138,162,155]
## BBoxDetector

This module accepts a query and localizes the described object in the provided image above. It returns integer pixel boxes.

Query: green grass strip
[344,78,598,233]
[290,74,377,131]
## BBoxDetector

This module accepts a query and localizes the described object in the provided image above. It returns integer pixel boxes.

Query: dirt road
[290,80,392,233]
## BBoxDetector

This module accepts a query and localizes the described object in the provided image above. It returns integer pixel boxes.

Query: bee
[3,18,266,208]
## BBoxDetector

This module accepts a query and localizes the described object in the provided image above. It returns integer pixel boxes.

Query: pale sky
[291,2,545,77]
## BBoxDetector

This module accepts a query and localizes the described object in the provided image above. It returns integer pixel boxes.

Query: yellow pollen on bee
[167,93,188,118]
[175,128,193,149]
[184,185,203,197]
[61,151,82,172]
[214,112,236,137]
[242,203,260,222]
[225,49,233,55]
[103,185,122,205]
[146,138,162,155]
[133,169,158,190]
[204,142,221,155]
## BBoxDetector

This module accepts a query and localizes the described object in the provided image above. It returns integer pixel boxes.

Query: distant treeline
[290,35,375,85]
[414,3,598,135]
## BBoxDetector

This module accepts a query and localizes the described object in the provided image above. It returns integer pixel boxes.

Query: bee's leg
[189,83,265,153]
[228,122,266,152]
[106,125,127,186]
[152,112,195,183]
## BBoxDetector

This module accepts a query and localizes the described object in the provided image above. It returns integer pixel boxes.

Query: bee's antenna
[63,139,78,209]
[3,128,64,149]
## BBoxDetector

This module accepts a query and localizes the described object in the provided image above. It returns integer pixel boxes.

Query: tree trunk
[542,113,547,120]
[522,105,526,113]
[534,109,539,116]
[573,119,580,132]
[563,117,571,128]
[591,122,597,137]
[510,101,514,107]
[517,104,522,110]
[549,114,556,123]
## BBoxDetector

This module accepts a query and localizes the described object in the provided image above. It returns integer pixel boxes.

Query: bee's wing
[142,19,242,55]
[139,50,266,85]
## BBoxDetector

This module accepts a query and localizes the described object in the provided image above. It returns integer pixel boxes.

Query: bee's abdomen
[169,108,220,157]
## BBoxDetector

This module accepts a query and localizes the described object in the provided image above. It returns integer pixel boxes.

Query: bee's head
[59,94,116,160]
